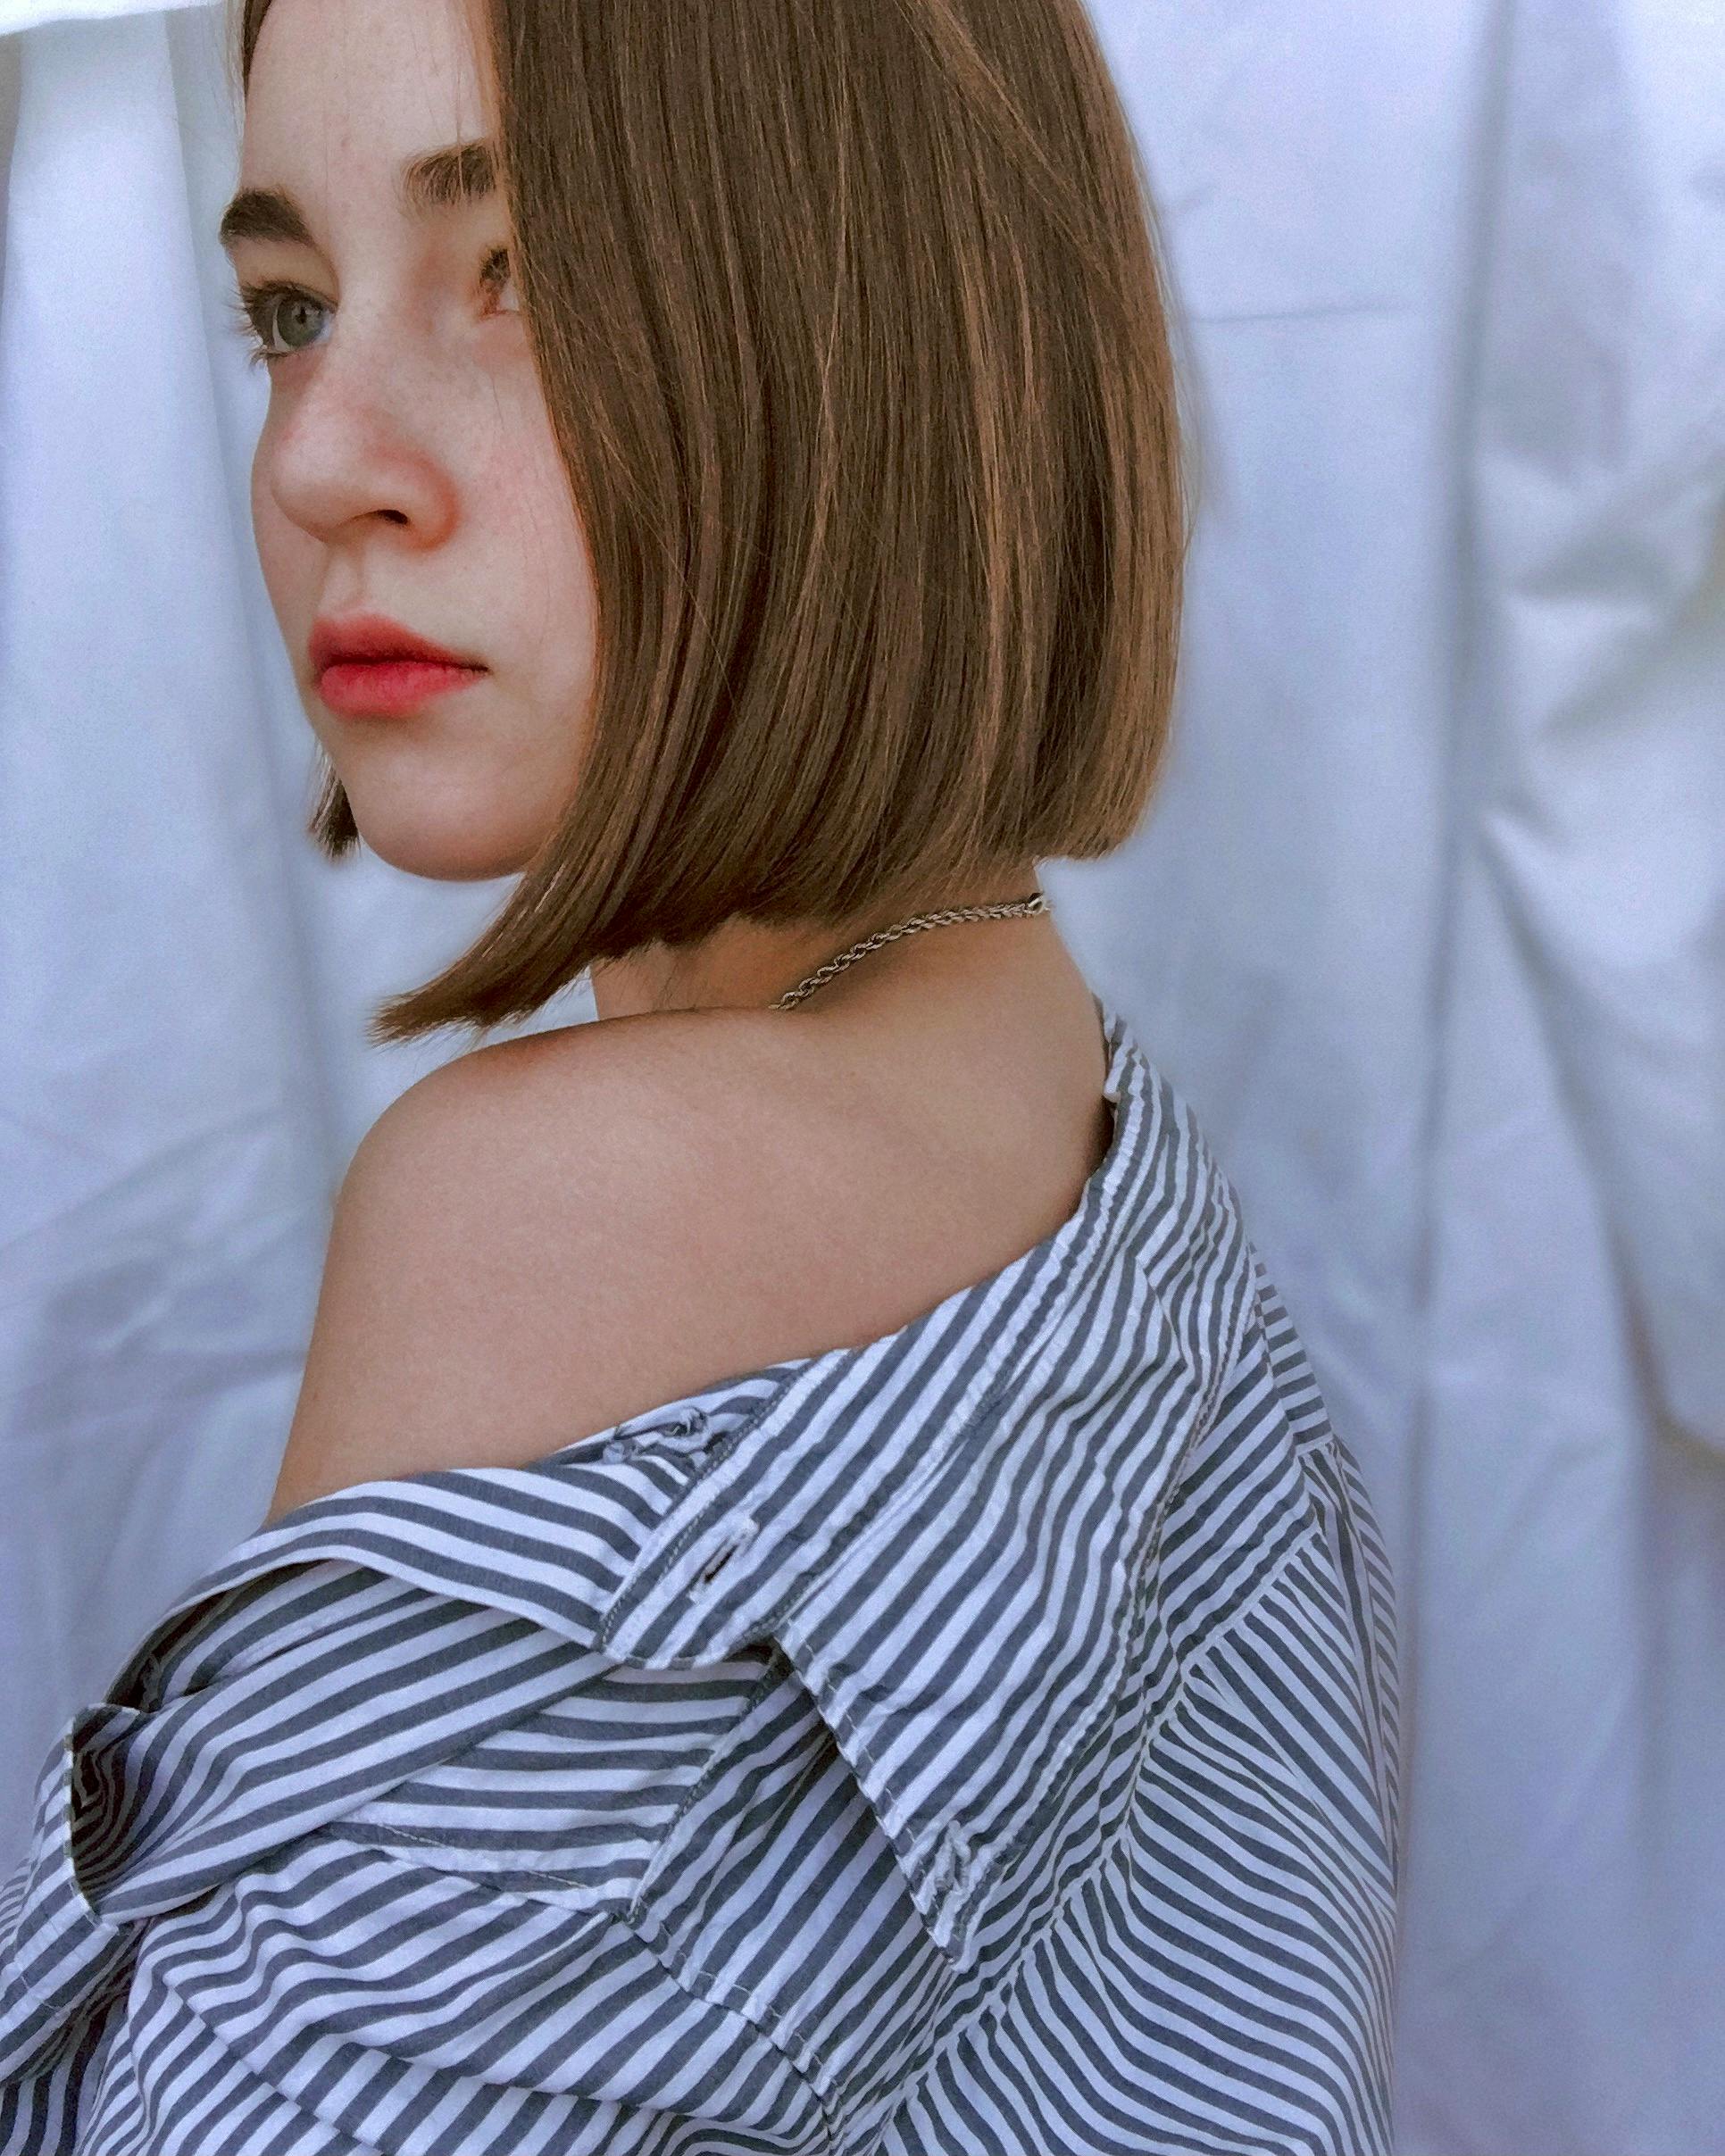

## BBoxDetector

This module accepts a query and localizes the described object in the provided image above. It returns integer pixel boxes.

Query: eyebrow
[217,137,496,254]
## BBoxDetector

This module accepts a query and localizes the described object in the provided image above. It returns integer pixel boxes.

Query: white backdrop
[1,4,1721,2151]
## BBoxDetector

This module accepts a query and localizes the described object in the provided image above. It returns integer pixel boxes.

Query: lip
[310,611,488,717]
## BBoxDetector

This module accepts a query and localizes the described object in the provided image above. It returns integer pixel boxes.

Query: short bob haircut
[231,0,1192,1048]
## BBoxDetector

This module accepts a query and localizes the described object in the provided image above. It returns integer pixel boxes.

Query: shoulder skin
[263,1011,854,1522]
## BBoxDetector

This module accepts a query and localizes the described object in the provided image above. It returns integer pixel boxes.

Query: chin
[343,796,548,883]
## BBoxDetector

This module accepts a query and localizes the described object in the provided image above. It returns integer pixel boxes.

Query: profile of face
[229,0,596,880]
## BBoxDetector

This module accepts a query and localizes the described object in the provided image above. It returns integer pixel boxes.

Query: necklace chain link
[771,890,1049,1011]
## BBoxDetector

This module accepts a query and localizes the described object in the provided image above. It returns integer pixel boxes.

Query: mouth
[309,612,489,718]
[316,657,488,717]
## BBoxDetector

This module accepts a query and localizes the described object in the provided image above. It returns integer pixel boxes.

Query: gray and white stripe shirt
[0,997,1401,2154]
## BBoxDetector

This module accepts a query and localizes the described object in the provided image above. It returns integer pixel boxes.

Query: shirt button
[601,1406,712,1466]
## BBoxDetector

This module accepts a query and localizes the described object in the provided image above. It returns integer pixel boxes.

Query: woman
[0,0,1401,2149]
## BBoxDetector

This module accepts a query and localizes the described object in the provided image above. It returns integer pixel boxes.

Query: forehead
[242,0,492,187]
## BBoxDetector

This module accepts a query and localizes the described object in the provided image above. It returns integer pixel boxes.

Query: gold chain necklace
[771,890,1048,1011]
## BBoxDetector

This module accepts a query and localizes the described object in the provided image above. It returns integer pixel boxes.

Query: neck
[587,867,1046,1021]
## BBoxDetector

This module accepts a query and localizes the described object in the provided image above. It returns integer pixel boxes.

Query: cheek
[249,448,320,662]
[484,417,600,695]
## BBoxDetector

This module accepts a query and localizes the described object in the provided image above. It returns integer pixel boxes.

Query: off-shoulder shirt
[0,995,1402,2155]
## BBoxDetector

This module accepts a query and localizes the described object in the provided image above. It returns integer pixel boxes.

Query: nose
[257,312,461,550]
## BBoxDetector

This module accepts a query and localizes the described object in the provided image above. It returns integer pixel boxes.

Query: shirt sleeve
[0,1479,838,2155]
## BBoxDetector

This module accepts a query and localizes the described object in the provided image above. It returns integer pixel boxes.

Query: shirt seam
[322,1653,788,1901]
[624,1649,794,1919]
[317,1819,645,1909]
[306,1820,840,2148]
[321,1820,638,1897]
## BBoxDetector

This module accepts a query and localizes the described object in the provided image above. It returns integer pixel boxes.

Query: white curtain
[2,4,1721,2151]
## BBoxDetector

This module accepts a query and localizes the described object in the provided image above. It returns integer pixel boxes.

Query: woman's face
[228,0,596,879]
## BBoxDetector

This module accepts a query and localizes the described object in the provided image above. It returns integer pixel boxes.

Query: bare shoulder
[263,996,1107,1526]
[262,1011,868,1521]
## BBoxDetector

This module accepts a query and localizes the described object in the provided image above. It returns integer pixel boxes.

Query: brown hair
[232,0,1192,1046]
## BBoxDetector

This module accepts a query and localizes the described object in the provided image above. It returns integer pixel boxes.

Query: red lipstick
[310,612,488,717]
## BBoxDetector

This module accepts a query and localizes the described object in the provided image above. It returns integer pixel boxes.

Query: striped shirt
[0,995,1401,2155]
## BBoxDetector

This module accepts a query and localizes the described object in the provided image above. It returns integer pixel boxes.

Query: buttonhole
[696,1514,756,1585]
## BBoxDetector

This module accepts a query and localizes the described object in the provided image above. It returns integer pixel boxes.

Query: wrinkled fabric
[0,1005,1402,2155]
[3,4,1721,2152]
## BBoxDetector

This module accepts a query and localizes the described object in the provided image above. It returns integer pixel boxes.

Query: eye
[226,281,329,369]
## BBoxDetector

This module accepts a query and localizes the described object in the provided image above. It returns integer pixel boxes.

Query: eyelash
[225,246,514,370]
